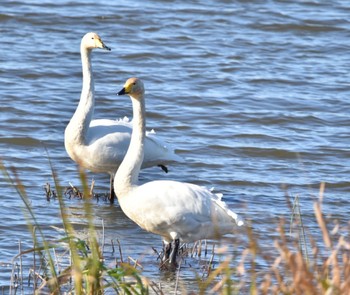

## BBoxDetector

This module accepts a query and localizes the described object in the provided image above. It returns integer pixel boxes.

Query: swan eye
[133,82,136,85]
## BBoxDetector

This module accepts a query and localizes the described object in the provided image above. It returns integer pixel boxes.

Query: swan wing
[90,116,132,127]
[84,119,182,173]
[87,118,132,144]
[80,121,131,173]
[144,131,184,165]
[121,180,243,243]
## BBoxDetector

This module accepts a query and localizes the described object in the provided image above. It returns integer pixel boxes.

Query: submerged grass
[1,159,350,294]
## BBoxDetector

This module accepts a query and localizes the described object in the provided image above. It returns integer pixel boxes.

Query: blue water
[1,0,349,293]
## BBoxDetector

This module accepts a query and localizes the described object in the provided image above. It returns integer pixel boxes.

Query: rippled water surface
[1,0,350,292]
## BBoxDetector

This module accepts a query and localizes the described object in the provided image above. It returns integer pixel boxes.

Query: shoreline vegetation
[1,160,350,294]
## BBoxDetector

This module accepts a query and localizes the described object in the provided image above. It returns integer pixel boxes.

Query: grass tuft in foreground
[2,158,350,294]
[1,160,149,294]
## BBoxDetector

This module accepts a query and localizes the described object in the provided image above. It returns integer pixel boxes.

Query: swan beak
[102,43,111,51]
[117,87,126,95]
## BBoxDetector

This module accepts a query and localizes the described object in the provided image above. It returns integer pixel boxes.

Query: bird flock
[64,32,244,268]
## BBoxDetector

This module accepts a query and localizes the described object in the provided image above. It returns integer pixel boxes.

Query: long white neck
[114,95,146,197]
[66,44,95,145]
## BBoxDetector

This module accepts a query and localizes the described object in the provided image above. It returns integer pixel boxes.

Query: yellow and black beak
[117,87,127,95]
[102,42,111,51]
[96,36,111,51]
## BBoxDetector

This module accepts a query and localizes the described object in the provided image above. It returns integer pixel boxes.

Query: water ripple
[1,0,350,290]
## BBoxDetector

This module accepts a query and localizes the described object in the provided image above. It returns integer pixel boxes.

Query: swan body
[118,180,243,243]
[64,33,181,200]
[77,117,178,173]
[115,78,243,265]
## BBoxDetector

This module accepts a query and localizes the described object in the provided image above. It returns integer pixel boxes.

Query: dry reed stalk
[191,241,199,258]
[148,280,165,295]
[19,240,23,294]
[116,239,124,264]
[127,256,143,270]
[101,219,105,255]
[207,244,216,276]
[174,258,182,294]
[252,189,350,295]
[314,202,332,249]
[89,178,95,196]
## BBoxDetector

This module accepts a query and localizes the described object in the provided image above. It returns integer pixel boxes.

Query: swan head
[81,32,111,51]
[117,77,145,100]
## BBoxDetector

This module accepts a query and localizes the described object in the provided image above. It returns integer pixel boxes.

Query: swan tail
[209,188,244,227]
[144,131,184,164]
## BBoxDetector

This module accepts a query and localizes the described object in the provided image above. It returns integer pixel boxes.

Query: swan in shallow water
[64,33,182,202]
[115,77,244,267]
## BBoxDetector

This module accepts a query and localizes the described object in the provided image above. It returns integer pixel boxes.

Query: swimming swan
[64,33,182,202]
[115,78,244,267]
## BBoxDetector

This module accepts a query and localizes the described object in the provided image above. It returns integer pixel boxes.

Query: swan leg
[169,239,180,266]
[158,164,168,173]
[162,241,172,262]
[109,175,116,204]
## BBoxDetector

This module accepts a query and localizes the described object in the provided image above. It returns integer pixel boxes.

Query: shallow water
[1,0,350,293]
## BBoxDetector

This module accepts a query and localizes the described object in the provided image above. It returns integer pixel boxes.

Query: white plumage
[115,77,243,266]
[64,33,182,201]
[119,180,244,242]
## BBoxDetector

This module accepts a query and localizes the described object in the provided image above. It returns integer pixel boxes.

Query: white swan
[115,77,244,267]
[64,33,182,202]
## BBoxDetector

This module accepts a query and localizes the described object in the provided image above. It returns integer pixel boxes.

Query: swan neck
[115,95,146,197]
[81,45,94,95]
[66,45,94,146]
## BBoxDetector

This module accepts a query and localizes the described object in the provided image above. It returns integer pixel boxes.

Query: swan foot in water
[169,238,180,265]
[160,239,180,270]
[163,241,172,261]
[109,175,117,204]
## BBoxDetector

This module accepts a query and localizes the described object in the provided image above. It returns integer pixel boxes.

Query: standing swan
[64,33,181,202]
[115,78,244,267]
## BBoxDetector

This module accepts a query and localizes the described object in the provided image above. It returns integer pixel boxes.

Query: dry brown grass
[200,188,350,295]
